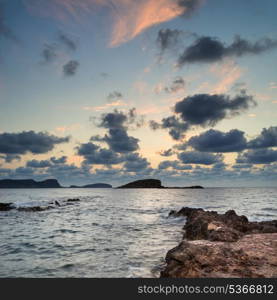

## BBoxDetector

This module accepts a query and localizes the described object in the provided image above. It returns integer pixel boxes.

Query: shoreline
[161,207,277,278]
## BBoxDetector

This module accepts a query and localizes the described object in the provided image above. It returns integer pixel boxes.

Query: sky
[0,0,277,187]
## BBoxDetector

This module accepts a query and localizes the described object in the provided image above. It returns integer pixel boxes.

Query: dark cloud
[236,149,277,164]
[41,43,57,63]
[0,131,69,155]
[77,142,122,165]
[188,129,247,152]
[63,60,79,76]
[149,116,189,140]
[175,90,256,127]
[178,35,277,66]
[157,29,183,52]
[50,156,67,164]
[159,149,174,157]
[98,109,131,129]
[158,160,192,170]
[0,154,21,163]
[107,91,123,102]
[103,128,139,153]
[123,153,150,172]
[91,130,140,154]
[164,76,185,94]
[232,164,253,169]
[26,159,52,168]
[0,4,17,42]
[178,0,204,16]
[97,108,143,130]
[247,126,277,149]
[58,33,77,51]
[151,90,255,140]
[178,151,223,165]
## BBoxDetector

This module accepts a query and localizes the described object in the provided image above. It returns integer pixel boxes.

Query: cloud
[158,160,192,170]
[149,116,189,140]
[237,149,277,164]
[159,149,174,157]
[188,129,247,153]
[41,43,58,63]
[107,91,123,102]
[58,32,77,51]
[102,128,140,153]
[164,76,185,94]
[98,108,142,129]
[50,156,67,164]
[83,100,127,112]
[26,159,52,168]
[24,0,204,47]
[0,131,70,156]
[157,28,184,52]
[0,154,21,163]
[247,126,277,149]
[174,90,256,127]
[178,151,223,165]
[150,90,255,140]
[63,60,79,76]
[77,142,122,165]
[178,35,277,66]
[123,153,150,172]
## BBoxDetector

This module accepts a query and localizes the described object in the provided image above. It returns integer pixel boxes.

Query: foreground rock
[161,208,277,278]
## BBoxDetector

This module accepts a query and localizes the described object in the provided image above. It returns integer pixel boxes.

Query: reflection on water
[0,188,276,277]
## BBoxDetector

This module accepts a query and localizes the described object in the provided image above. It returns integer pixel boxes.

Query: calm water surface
[0,188,276,277]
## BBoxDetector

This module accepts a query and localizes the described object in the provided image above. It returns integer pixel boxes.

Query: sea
[0,188,276,278]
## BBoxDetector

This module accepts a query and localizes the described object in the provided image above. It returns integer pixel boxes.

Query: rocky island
[117,179,204,189]
[70,183,112,188]
[0,179,61,188]
[161,207,277,278]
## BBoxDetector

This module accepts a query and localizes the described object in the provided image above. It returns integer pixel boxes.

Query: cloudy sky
[0,0,277,187]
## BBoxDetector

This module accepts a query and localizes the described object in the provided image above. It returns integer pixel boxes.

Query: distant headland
[0,179,61,189]
[0,178,203,189]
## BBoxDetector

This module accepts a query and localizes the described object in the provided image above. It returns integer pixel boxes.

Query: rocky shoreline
[0,198,81,212]
[161,207,277,278]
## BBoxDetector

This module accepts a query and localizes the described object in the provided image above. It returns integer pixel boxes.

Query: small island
[117,179,204,189]
[70,183,112,188]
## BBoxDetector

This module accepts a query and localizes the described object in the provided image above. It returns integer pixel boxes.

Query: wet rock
[0,203,14,211]
[170,207,277,242]
[67,198,80,202]
[17,206,52,212]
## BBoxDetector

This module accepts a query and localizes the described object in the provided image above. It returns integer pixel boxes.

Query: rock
[0,203,14,211]
[161,207,277,278]
[117,179,164,189]
[70,183,112,188]
[170,207,276,242]
[67,198,80,202]
[17,206,52,212]
[161,233,277,278]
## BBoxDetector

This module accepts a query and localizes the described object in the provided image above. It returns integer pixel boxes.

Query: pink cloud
[24,0,202,47]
